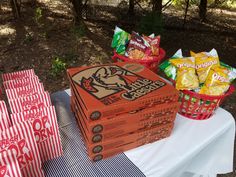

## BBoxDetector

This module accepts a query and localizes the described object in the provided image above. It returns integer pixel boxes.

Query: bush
[137,12,163,36]
[50,57,66,77]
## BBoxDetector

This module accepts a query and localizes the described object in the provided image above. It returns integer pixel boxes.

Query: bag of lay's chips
[111,26,130,55]
[191,49,220,84]
[199,66,231,96]
[170,57,199,90]
[159,49,183,80]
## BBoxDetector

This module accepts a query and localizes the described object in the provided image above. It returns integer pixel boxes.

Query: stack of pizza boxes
[67,62,180,162]
[0,69,63,177]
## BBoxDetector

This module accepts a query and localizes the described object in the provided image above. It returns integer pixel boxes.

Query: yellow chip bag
[199,66,230,95]
[170,57,199,90]
[191,51,220,84]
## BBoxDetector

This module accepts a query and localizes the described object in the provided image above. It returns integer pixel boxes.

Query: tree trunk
[10,0,20,18]
[199,0,207,21]
[128,0,135,15]
[152,0,162,15]
[71,0,83,24]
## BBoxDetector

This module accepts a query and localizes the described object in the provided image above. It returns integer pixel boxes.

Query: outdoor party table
[44,89,235,177]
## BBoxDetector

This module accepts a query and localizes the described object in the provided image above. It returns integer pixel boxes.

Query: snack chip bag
[125,32,151,59]
[159,49,183,80]
[111,26,130,55]
[191,49,220,84]
[0,121,44,177]
[11,106,63,162]
[220,62,236,82]
[143,35,160,56]
[170,57,199,90]
[199,66,230,95]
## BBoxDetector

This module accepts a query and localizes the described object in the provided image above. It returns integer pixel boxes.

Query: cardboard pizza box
[67,62,179,121]
[74,110,173,155]
[71,95,178,143]
[89,129,171,162]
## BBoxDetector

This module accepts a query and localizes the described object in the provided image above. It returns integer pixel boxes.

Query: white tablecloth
[125,108,235,177]
[65,89,235,177]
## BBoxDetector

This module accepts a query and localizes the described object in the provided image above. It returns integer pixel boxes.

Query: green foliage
[35,7,43,24]
[137,12,163,36]
[171,0,236,9]
[50,57,66,77]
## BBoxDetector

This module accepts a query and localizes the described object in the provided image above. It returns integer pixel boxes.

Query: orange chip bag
[170,57,199,90]
[191,50,220,83]
[199,66,230,95]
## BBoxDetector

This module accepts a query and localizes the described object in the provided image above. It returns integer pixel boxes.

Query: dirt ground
[0,0,236,176]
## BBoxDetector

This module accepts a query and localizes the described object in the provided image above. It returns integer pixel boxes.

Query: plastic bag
[199,66,230,95]
[111,26,130,55]
[191,49,220,84]
[170,57,199,90]
[159,49,183,80]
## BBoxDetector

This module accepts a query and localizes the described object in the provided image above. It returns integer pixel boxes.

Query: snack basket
[178,85,235,120]
[112,48,166,72]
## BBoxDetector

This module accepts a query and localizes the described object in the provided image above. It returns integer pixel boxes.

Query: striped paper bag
[0,149,22,177]
[0,101,11,130]
[0,121,44,177]
[0,101,9,118]
[3,77,40,90]
[11,106,63,162]
[8,92,51,113]
[5,83,45,100]
[0,113,11,132]
[2,69,35,82]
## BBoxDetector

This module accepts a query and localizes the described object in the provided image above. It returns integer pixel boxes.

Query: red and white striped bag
[0,113,11,132]
[9,92,51,113]
[3,77,40,90]
[2,69,35,82]
[0,149,22,177]
[11,106,63,162]
[0,101,9,117]
[0,101,11,129]
[0,121,44,177]
[6,83,44,100]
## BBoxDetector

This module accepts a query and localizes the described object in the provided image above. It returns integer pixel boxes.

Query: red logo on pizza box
[72,65,166,105]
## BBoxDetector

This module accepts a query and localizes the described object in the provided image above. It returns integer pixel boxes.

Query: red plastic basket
[112,48,166,72]
[178,85,235,120]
